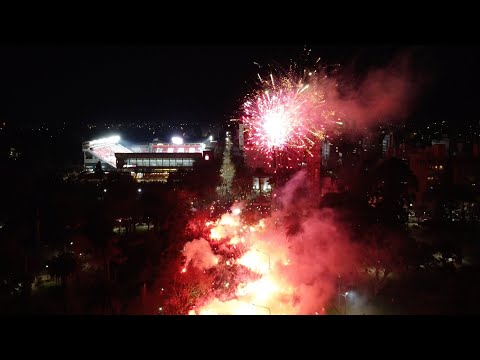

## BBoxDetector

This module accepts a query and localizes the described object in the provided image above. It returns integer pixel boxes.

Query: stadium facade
[82,135,215,181]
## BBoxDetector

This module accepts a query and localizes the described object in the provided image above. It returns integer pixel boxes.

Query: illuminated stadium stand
[82,136,132,171]
[83,136,213,180]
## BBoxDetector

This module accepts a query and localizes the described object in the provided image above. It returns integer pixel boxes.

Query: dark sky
[1,44,479,127]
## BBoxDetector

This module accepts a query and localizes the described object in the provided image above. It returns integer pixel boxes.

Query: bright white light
[232,208,241,215]
[89,135,120,146]
[70,242,73,245]
[104,189,107,192]
[205,155,210,161]
[209,135,213,141]
[345,292,349,296]
[45,265,49,268]
[171,136,183,145]
[138,188,142,193]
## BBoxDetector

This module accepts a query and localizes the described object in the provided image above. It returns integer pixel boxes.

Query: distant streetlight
[138,188,142,193]
[340,291,349,315]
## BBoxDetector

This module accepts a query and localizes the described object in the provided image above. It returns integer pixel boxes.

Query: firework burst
[241,57,343,168]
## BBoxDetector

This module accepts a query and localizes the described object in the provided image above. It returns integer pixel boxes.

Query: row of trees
[0,143,224,314]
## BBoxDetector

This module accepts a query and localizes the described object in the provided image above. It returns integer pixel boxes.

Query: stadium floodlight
[89,135,121,146]
[171,136,183,145]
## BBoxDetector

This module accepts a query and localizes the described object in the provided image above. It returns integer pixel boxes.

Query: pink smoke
[338,52,422,128]
[183,238,220,270]
[186,170,362,314]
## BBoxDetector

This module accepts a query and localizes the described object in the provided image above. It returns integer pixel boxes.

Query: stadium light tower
[171,136,183,145]
[89,135,120,146]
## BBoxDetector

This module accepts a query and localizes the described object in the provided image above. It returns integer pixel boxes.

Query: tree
[94,161,104,179]
[46,252,78,313]
[369,157,417,227]
[357,224,416,297]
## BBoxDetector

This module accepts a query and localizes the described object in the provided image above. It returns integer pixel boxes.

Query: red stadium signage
[151,143,204,154]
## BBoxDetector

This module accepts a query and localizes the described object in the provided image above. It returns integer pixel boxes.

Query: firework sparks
[241,59,342,169]
[160,171,362,315]
[159,51,418,316]
[179,207,299,315]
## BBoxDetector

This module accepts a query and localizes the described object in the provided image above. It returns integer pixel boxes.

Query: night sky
[1,44,479,127]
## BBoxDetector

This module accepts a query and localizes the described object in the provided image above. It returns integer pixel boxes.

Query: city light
[138,188,142,193]
[205,155,210,161]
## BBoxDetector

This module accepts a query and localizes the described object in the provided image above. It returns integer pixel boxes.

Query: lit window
[168,148,174,153]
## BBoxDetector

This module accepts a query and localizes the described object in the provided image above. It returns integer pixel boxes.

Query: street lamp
[251,303,271,315]
[340,291,349,315]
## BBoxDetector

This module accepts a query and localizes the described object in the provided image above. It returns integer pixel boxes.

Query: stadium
[82,135,216,182]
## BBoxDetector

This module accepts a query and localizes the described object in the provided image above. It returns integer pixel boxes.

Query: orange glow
[237,250,270,275]
[185,213,300,315]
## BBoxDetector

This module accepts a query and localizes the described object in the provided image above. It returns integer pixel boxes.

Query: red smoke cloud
[339,51,422,127]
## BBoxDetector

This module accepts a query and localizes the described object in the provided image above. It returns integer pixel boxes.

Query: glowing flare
[237,250,270,275]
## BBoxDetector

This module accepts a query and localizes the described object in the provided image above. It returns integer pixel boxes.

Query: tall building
[321,139,330,166]
[382,132,395,158]
[408,145,447,204]
[238,123,244,151]
[432,136,450,157]
[306,140,321,191]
